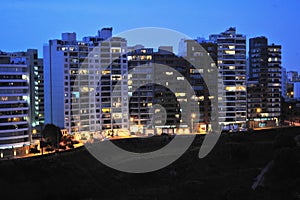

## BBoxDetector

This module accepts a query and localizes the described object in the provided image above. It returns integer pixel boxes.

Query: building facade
[0,51,30,149]
[128,45,212,134]
[282,67,287,99]
[209,27,247,130]
[247,37,282,128]
[44,28,129,139]
[13,50,44,135]
[287,71,299,82]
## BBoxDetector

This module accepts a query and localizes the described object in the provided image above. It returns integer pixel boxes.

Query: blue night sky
[0,0,299,71]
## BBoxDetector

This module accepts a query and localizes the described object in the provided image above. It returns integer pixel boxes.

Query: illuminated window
[225,86,246,91]
[190,69,203,73]
[111,47,121,53]
[113,102,121,108]
[102,108,111,113]
[1,97,8,101]
[225,50,235,55]
[111,75,122,81]
[112,113,122,119]
[80,87,89,92]
[79,70,87,74]
[140,56,147,60]
[70,70,78,74]
[102,70,110,75]
[22,75,27,80]
[175,93,186,97]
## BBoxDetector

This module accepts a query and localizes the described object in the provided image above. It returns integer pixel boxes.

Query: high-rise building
[179,39,220,132]
[209,27,247,130]
[128,47,187,134]
[282,67,287,99]
[287,71,299,82]
[294,82,300,100]
[13,50,44,131]
[44,28,129,139]
[248,37,282,128]
[128,45,212,134]
[0,51,30,149]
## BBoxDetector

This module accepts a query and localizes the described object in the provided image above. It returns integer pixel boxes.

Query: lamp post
[40,124,44,156]
[191,113,196,134]
[130,117,134,134]
[289,105,293,126]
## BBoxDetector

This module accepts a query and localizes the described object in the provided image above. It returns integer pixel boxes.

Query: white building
[44,28,129,139]
[209,27,247,129]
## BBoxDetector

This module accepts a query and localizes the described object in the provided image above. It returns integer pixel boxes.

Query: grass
[0,127,299,200]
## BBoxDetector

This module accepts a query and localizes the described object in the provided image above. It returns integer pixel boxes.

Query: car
[239,127,248,132]
[228,129,236,133]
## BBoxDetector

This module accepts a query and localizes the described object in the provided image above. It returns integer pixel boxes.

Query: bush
[230,144,249,162]
[272,147,298,179]
[230,133,250,143]
[42,124,63,148]
[274,133,296,149]
[45,147,54,152]
[29,148,40,154]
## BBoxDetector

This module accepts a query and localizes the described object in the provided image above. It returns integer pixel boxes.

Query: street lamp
[129,117,134,134]
[191,113,196,134]
[289,105,293,126]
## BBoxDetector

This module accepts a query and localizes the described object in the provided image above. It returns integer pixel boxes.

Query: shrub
[274,133,296,149]
[230,144,249,162]
[272,147,298,179]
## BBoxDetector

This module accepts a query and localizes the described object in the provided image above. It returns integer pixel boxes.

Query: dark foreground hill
[0,127,300,200]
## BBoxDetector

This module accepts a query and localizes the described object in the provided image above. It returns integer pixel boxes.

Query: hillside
[0,127,299,200]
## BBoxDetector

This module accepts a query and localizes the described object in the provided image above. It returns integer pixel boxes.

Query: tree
[42,124,62,148]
